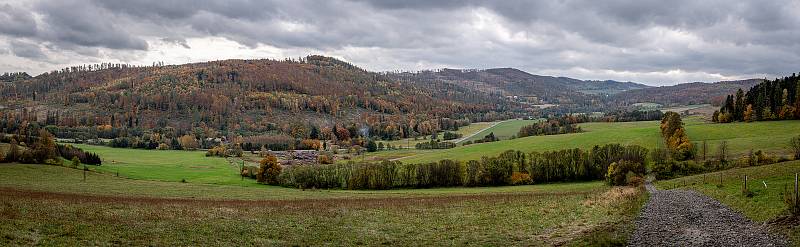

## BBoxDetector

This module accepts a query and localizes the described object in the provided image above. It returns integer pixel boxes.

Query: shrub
[206,145,226,157]
[257,154,282,185]
[442,131,462,141]
[791,135,800,160]
[784,185,800,215]
[605,160,645,186]
[510,172,532,185]
[317,153,334,164]
[157,143,170,150]
[71,156,80,168]
[651,160,705,180]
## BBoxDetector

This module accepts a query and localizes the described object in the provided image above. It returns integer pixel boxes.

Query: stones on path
[627,183,788,246]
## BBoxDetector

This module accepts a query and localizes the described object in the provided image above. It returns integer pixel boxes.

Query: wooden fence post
[795,173,798,206]
[743,175,747,192]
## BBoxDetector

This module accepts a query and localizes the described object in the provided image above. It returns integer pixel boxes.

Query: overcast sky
[0,0,798,86]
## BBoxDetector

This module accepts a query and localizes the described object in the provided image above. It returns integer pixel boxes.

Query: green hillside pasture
[404,120,662,163]
[402,118,800,164]
[72,144,254,187]
[683,118,800,158]
[382,121,497,148]
[656,160,800,242]
[462,119,543,143]
[0,164,645,246]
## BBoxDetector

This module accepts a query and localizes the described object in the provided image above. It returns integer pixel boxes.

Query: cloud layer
[0,0,798,85]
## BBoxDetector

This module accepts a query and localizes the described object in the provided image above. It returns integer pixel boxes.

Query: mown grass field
[462,119,542,143]
[655,160,800,242]
[382,121,498,148]
[398,117,800,164]
[0,164,646,246]
[72,144,255,187]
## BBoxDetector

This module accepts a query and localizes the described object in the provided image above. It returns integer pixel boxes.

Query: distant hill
[389,68,649,105]
[612,79,763,106]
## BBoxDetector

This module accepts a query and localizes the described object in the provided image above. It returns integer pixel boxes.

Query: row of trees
[275,143,648,190]
[0,129,101,166]
[660,112,693,161]
[415,140,457,150]
[714,73,800,122]
[517,117,582,138]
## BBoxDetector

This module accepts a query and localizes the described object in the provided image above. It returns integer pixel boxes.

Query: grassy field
[72,144,255,187]
[0,163,646,246]
[382,121,498,148]
[397,117,800,164]
[462,119,542,143]
[655,160,800,242]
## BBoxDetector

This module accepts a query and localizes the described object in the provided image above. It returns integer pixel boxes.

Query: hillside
[612,79,763,106]
[390,68,649,105]
[0,56,519,141]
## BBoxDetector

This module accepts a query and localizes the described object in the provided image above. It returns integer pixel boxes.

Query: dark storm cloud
[1,0,799,84]
[9,40,45,58]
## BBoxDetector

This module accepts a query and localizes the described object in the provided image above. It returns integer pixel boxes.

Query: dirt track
[627,183,788,246]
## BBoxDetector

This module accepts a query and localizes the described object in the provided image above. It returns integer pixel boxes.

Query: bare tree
[717,141,729,168]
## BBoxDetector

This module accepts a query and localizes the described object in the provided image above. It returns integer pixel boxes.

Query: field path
[627,183,787,246]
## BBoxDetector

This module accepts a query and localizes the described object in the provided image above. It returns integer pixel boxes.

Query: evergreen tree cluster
[714,73,800,122]
[56,144,102,165]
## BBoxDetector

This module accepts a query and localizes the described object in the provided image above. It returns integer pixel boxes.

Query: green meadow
[462,118,543,142]
[400,117,800,164]
[0,164,645,246]
[73,144,255,187]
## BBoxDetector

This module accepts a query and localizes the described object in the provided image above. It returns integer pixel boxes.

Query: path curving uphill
[627,183,788,246]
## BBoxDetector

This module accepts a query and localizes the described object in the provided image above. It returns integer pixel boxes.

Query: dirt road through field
[627,183,787,246]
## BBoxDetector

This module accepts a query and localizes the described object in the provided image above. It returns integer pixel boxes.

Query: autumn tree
[33,129,58,162]
[178,135,199,150]
[257,154,281,185]
[743,104,754,122]
[5,139,20,162]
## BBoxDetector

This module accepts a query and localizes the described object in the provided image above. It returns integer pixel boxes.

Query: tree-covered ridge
[0,56,518,143]
[0,72,31,82]
[714,73,800,122]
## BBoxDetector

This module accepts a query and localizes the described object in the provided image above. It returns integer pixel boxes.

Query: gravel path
[627,183,788,246]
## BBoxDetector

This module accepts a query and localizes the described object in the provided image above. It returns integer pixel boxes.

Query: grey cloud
[9,40,46,59]
[161,37,190,49]
[0,4,38,37]
[1,0,799,85]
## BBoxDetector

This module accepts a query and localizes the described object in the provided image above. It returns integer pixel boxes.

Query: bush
[206,145,227,157]
[442,131,463,141]
[317,153,334,164]
[605,161,645,186]
[71,156,80,168]
[510,172,532,185]
[651,160,705,180]
[784,185,800,215]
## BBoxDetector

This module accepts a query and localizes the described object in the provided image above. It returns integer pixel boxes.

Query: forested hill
[389,68,649,105]
[0,56,519,140]
[611,79,763,106]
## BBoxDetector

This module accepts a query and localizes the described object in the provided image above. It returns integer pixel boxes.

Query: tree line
[517,117,582,138]
[273,143,648,190]
[714,73,800,122]
[0,129,101,166]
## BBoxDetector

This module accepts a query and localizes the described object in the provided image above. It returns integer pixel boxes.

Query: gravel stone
[627,183,788,246]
